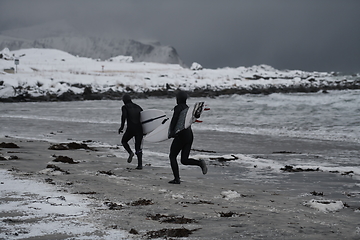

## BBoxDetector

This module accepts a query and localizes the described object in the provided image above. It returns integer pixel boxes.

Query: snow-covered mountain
[0,35,183,65]
[0,20,184,65]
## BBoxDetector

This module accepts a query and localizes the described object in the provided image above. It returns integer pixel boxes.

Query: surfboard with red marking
[144,102,208,142]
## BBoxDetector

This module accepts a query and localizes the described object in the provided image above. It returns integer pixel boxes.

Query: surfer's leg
[180,142,198,166]
[134,133,143,153]
[121,131,132,153]
[179,132,207,174]
[180,148,207,174]
[135,151,142,169]
[169,138,181,183]
[179,130,195,165]
[134,133,143,169]
[121,131,134,162]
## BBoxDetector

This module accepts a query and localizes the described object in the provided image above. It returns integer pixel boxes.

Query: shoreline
[1,136,360,239]
[1,82,360,102]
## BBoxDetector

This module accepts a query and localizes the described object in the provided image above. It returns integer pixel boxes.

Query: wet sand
[1,135,360,239]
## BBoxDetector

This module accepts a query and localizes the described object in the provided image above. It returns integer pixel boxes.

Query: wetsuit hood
[176,91,188,104]
[122,94,132,104]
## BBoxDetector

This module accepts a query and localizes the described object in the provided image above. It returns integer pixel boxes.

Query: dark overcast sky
[1,0,360,73]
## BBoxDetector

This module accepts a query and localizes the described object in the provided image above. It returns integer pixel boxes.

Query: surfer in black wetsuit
[118,94,144,169]
[168,91,207,184]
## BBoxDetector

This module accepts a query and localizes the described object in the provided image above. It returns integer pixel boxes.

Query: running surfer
[168,91,208,184]
[118,94,144,169]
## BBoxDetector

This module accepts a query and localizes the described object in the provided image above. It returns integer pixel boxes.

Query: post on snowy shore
[14,58,19,73]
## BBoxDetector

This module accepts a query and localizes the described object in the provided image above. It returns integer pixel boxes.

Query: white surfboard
[143,117,171,142]
[140,109,167,134]
[144,102,205,142]
[179,101,204,131]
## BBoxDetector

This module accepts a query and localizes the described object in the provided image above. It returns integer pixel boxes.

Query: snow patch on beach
[192,153,283,171]
[0,170,130,239]
[303,199,345,213]
[191,153,360,181]
[221,190,241,200]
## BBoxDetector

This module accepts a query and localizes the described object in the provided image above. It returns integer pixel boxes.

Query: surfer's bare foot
[200,159,208,175]
[168,179,181,184]
[135,166,142,170]
[127,152,134,163]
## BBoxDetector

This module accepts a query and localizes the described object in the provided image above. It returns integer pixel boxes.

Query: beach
[1,131,360,240]
[1,21,360,240]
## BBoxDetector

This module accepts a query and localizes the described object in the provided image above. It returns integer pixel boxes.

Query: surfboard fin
[162,118,169,124]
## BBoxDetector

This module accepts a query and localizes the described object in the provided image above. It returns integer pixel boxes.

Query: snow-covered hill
[0,35,183,65]
[0,20,183,65]
[0,48,359,101]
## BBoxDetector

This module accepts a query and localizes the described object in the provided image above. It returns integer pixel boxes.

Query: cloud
[1,0,360,73]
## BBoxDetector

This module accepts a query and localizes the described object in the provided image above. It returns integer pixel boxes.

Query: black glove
[118,128,123,134]
[168,130,176,138]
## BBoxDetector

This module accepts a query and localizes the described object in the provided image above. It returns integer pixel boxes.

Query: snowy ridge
[0,48,359,101]
[0,35,183,65]
[0,20,183,64]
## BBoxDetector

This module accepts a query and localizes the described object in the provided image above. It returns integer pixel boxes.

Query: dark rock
[0,142,19,148]
[129,198,154,206]
[58,90,80,101]
[104,201,123,210]
[209,154,238,162]
[280,165,320,172]
[53,155,78,164]
[97,170,115,176]
[48,144,68,150]
[273,151,299,154]
[147,214,197,224]
[310,191,324,196]
[48,142,93,151]
[46,164,69,174]
[1,78,360,102]
[146,228,198,238]
[129,229,138,235]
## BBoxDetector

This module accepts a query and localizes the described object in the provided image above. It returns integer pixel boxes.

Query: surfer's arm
[169,106,181,137]
[119,106,127,133]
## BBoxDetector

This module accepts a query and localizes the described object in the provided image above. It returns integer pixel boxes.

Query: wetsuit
[168,91,207,183]
[119,94,143,169]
